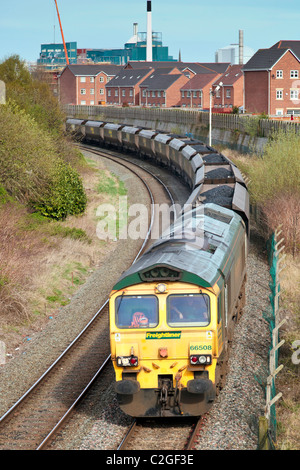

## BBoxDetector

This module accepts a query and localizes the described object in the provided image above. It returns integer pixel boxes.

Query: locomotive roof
[112,203,245,292]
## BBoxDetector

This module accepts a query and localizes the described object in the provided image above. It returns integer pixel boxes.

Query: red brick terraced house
[212,65,244,113]
[139,68,189,107]
[180,73,220,109]
[242,41,300,116]
[105,68,154,106]
[59,64,121,105]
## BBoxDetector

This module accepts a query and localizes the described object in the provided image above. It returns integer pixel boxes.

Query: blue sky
[1,0,300,63]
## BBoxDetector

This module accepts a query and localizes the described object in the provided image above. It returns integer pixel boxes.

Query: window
[142,90,146,97]
[129,89,133,97]
[276,109,284,116]
[80,100,86,105]
[115,295,158,328]
[290,70,299,78]
[80,77,86,83]
[108,90,111,97]
[193,91,197,98]
[181,91,185,98]
[122,89,125,97]
[100,89,104,95]
[276,70,283,78]
[90,100,94,105]
[115,89,118,97]
[90,77,94,83]
[226,89,231,98]
[99,76,104,82]
[276,89,283,100]
[187,91,191,98]
[157,91,161,97]
[215,89,220,98]
[167,294,210,327]
[80,89,86,95]
[90,88,94,95]
[291,89,299,100]
[152,91,156,97]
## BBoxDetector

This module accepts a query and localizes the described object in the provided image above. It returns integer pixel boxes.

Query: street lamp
[209,82,223,146]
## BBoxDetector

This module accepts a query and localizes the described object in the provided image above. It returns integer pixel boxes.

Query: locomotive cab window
[167,294,210,327]
[115,295,158,328]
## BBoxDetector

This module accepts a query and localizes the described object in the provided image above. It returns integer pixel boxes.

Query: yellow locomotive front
[109,203,248,417]
[109,281,221,417]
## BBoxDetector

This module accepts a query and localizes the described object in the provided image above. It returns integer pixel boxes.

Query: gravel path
[0,150,271,451]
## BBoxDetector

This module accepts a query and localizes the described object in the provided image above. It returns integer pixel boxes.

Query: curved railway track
[0,146,177,451]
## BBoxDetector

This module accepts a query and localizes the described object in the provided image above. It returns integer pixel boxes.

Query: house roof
[180,73,218,90]
[140,71,184,90]
[125,61,230,75]
[242,48,291,71]
[198,63,230,74]
[213,65,243,86]
[270,40,300,60]
[64,64,121,76]
[105,68,151,87]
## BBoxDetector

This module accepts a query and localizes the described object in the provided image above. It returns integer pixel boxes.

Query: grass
[96,170,127,196]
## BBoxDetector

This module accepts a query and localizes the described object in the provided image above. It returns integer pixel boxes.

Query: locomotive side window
[115,295,158,328]
[167,294,210,327]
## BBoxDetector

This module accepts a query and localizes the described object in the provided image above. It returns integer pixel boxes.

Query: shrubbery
[0,102,86,219]
[235,128,300,255]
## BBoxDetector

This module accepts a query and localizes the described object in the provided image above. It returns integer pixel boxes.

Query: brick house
[180,73,220,109]
[59,64,121,105]
[105,68,153,106]
[243,42,300,116]
[139,68,189,107]
[212,65,244,113]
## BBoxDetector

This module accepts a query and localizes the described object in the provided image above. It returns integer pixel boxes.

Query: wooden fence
[63,105,300,138]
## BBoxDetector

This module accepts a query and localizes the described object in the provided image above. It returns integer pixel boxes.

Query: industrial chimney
[239,30,244,65]
[146,1,153,61]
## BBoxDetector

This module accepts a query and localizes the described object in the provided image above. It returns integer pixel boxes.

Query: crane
[54,0,69,65]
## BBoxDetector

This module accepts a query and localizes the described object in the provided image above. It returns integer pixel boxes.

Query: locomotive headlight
[156,283,167,293]
[190,354,211,365]
[199,355,207,364]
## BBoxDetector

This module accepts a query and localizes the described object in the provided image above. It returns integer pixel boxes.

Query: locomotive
[66,117,249,417]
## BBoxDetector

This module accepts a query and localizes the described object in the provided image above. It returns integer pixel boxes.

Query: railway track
[117,415,208,451]
[0,146,177,451]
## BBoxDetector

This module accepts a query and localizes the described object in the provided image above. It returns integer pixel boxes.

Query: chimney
[146,1,153,62]
[239,30,244,65]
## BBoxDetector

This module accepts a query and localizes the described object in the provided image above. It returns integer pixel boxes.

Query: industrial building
[215,30,254,65]
[38,1,173,68]
[37,42,77,68]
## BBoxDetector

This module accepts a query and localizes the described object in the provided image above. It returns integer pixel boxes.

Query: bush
[248,128,300,204]
[34,160,87,219]
[0,102,86,220]
[242,128,300,254]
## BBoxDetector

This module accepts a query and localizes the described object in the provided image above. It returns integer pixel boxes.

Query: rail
[258,226,286,450]
[62,105,300,138]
